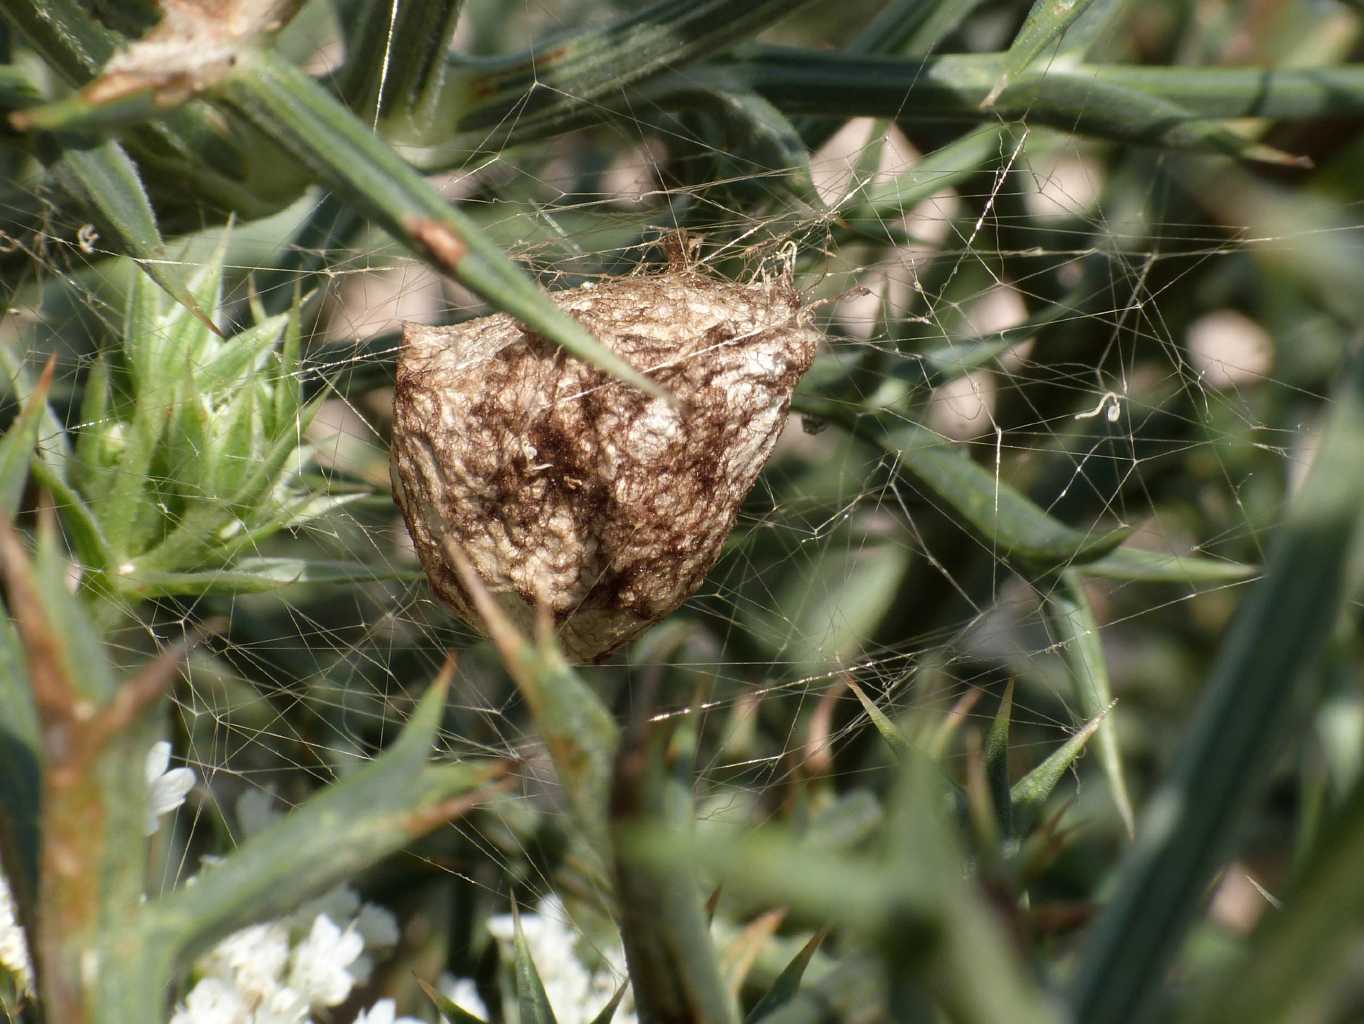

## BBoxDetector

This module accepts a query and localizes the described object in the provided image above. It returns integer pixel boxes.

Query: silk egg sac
[389,266,822,662]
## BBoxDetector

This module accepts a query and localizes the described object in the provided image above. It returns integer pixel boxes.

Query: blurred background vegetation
[3,0,1364,1022]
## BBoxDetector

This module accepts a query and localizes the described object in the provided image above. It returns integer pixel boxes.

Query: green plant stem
[341,0,466,124]
[675,48,1364,138]
[1,520,168,1024]
[612,719,739,1024]
[1186,775,1364,1023]
[0,0,118,82]
[983,0,1100,108]
[407,0,818,163]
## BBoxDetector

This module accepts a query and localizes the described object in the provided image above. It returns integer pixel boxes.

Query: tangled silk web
[3,16,1322,1017]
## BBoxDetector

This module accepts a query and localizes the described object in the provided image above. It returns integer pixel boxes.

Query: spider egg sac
[389,268,823,662]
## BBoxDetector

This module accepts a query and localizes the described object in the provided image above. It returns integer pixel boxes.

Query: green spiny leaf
[0,357,55,520]
[164,358,214,513]
[113,558,421,600]
[447,544,620,855]
[270,302,304,440]
[146,667,500,965]
[587,983,629,1024]
[211,378,258,501]
[341,0,464,126]
[982,0,1100,108]
[1042,571,1134,836]
[47,137,219,333]
[123,262,168,399]
[1050,0,1130,60]
[0,305,108,574]
[132,392,325,573]
[746,929,828,1022]
[197,313,290,397]
[985,681,1015,840]
[415,977,489,1024]
[512,903,560,1024]
[99,383,170,560]
[216,48,669,402]
[715,49,1323,162]
[431,0,820,157]
[855,123,1012,220]
[73,352,112,496]
[1010,704,1110,826]
[611,709,738,1024]
[847,678,910,761]
[161,232,229,368]
[215,491,366,566]
[1077,545,1258,583]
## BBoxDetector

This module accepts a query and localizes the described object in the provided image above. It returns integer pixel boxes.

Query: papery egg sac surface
[389,268,823,662]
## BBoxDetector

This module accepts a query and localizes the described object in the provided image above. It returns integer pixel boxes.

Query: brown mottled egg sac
[389,269,822,662]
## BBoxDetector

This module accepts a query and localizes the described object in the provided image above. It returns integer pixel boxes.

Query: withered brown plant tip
[390,266,822,662]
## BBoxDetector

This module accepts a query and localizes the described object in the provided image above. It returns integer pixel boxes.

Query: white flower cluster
[170,790,413,1024]
[476,895,637,1024]
[147,740,197,836]
[0,759,640,1024]
[172,886,641,1024]
[169,885,406,1024]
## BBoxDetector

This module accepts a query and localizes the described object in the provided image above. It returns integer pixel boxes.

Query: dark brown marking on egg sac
[389,266,822,662]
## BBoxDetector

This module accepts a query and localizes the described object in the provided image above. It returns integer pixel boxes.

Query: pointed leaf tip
[512,901,559,1024]
[1011,701,1114,820]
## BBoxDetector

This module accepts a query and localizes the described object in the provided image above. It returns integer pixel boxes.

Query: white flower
[352,998,423,1024]
[287,914,364,1008]
[200,922,290,1000]
[291,887,361,933]
[0,869,33,995]
[174,868,414,1023]
[349,901,401,986]
[354,902,400,951]
[169,976,249,1024]
[252,985,312,1024]
[146,740,196,835]
[438,974,488,1021]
